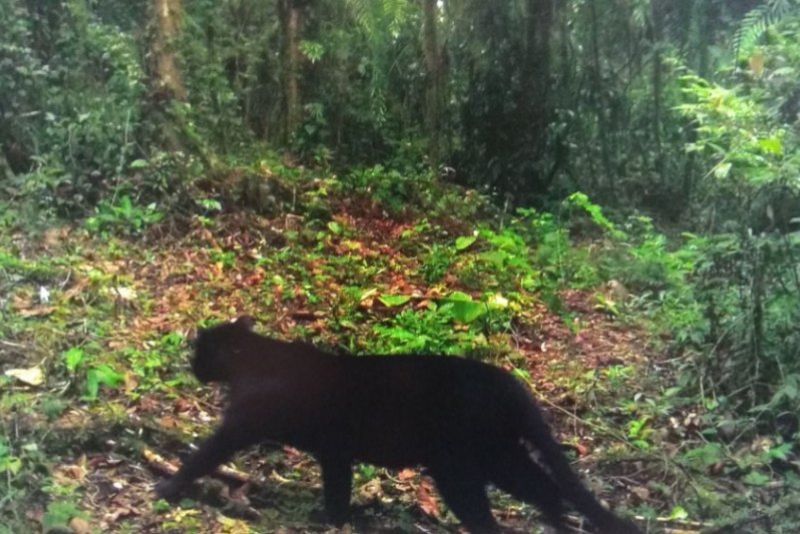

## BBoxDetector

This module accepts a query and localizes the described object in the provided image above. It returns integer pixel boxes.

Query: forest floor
[1,172,703,533]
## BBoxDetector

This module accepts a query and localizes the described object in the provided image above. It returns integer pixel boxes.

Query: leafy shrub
[420,244,455,284]
[10,0,146,213]
[671,61,800,420]
[373,308,460,355]
[62,346,125,401]
[85,196,163,236]
[372,292,512,355]
[677,73,800,232]
[338,164,434,215]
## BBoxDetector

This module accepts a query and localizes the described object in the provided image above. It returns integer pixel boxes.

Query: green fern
[344,0,414,123]
[345,0,411,35]
[734,0,799,59]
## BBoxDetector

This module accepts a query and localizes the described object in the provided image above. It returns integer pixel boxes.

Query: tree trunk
[151,0,186,101]
[650,1,665,185]
[690,0,712,77]
[525,0,554,192]
[421,0,443,166]
[589,0,613,195]
[149,0,216,167]
[279,0,302,143]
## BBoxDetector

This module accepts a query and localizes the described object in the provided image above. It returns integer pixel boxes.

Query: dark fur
[156,317,640,534]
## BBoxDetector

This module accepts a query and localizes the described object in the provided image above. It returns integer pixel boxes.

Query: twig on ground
[143,447,253,485]
[0,339,28,349]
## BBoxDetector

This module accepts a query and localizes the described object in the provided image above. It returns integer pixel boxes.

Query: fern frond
[734,0,798,59]
[345,0,411,35]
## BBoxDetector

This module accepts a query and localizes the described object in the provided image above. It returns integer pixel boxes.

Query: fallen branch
[0,339,29,350]
[144,447,261,520]
[634,515,711,532]
[290,309,325,321]
[143,447,252,485]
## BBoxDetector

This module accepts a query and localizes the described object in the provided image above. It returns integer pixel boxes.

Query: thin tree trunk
[589,0,613,195]
[280,0,302,143]
[749,244,766,405]
[526,0,553,192]
[690,0,712,77]
[152,0,186,101]
[149,0,214,165]
[650,1,665,184]
[421,0,443,166]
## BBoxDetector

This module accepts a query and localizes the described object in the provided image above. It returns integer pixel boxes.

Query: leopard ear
[234,315,256,331]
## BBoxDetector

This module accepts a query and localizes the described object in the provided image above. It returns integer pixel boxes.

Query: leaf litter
[1,195,660,533]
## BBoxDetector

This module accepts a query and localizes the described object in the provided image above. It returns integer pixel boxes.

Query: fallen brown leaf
[416,479,441,519]
[53,457,88,485]
[159,415,180,429]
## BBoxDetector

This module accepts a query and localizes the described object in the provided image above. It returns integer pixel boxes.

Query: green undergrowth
[1,164,798,532]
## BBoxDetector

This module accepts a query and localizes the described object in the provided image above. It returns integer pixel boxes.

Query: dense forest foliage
[2,0,800,532]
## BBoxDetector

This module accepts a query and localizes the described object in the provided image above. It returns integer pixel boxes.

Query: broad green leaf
[327,221,343,235]
[512,368,531,381]
[768,443,793,461]
[85,365,124,400]
[197,198,222,212]
[0,456,22,475]
[378,295,411,307]
[455,235,477,251]
[669,506,689,520]
[448,300,485,323]
[129,159,149,169]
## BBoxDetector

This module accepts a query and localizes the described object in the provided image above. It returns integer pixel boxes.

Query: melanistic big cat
[155,317,641,534]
